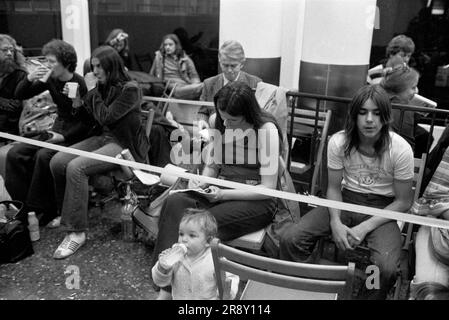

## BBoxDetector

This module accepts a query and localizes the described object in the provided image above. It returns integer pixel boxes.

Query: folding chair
[211,238,355,300]
[287,101,332,195]
[392,153,427,299]
[158,80,177,116]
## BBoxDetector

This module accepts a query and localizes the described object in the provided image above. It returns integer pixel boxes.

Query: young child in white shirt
[152,208,219,300]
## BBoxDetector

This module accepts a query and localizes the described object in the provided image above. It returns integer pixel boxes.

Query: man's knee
[279,223,314,261]
[35,148,54,165]
[66,160,83,178]
[49,153,65,176]
[371,251,400,282]
[6,144,24,163]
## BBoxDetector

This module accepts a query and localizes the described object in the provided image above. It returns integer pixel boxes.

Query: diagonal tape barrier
[1,131,448,230]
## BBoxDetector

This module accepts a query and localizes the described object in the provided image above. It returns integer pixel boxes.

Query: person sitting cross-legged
[279,84,414,300]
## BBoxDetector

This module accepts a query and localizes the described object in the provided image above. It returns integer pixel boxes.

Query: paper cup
[67,82,79,98]
[39,68,53,83]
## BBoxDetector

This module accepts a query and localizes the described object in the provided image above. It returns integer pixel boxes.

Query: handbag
[0,200,34,264]
[132,177,186,242]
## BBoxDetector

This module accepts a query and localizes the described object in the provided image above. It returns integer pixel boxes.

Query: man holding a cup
[5,39,95,227]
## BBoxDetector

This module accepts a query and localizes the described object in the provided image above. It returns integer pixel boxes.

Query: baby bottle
[160,243,188,269]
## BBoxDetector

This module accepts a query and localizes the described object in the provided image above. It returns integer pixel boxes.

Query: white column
[298,0,377,133]
[60,0,91,75]
[301,0,376,65]
[279,0,306,89]
[219,0,283,85]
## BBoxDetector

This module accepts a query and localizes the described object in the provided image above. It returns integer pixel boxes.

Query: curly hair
[0,33,25,68]
[42,39,77,73]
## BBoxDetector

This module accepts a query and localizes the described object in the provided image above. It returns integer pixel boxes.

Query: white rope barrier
[143,96,214,107]
[1,131,449,230]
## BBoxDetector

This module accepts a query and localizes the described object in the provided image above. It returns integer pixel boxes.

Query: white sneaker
[47,216,61,228]
[53,232,86,259]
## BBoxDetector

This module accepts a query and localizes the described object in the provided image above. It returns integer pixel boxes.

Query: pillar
[298,0,377,133]
[60,0,91,76]
[220,0,283,85]
[279,0,306,89]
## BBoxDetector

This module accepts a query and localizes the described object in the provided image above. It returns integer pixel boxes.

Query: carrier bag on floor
[0,200,34,264]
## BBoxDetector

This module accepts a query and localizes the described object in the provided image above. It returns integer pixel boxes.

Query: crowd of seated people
[2,29,449,301]
[368,35,434,157]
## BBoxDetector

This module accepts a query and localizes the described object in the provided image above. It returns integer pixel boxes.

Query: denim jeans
[151,192,276,269]
[49,135,122,232]
[279,189,401,300]
[5,143,62,219]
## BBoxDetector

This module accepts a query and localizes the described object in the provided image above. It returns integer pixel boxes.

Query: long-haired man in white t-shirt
[280,84,414,299]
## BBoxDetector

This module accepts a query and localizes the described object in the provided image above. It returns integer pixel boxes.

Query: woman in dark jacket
[50,46,149,259]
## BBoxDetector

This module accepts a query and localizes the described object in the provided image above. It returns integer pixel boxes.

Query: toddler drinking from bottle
[151,208,218,300]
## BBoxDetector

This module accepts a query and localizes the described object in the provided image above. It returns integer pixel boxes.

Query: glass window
[0,0,62,57]
[88,0,220,79]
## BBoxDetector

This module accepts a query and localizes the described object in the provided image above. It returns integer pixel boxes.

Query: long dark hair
[344,85,392,158]
[159,34,184,60]
[90,46,130,91]
[105,28,129,56]
[213,82,282,139]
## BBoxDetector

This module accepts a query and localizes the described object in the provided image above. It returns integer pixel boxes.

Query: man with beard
[0,34,27,139]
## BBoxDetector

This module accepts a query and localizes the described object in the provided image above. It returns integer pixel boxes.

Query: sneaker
[53,232,86,259]
[47,216,61,228]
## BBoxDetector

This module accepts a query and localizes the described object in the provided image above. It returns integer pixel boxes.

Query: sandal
[53,233,86,259]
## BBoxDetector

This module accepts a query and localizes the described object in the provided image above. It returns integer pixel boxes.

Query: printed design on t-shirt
[349,163,388,187]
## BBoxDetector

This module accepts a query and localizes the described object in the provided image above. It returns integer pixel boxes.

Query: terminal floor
[0,195,411,300]
[0,199,158,300]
